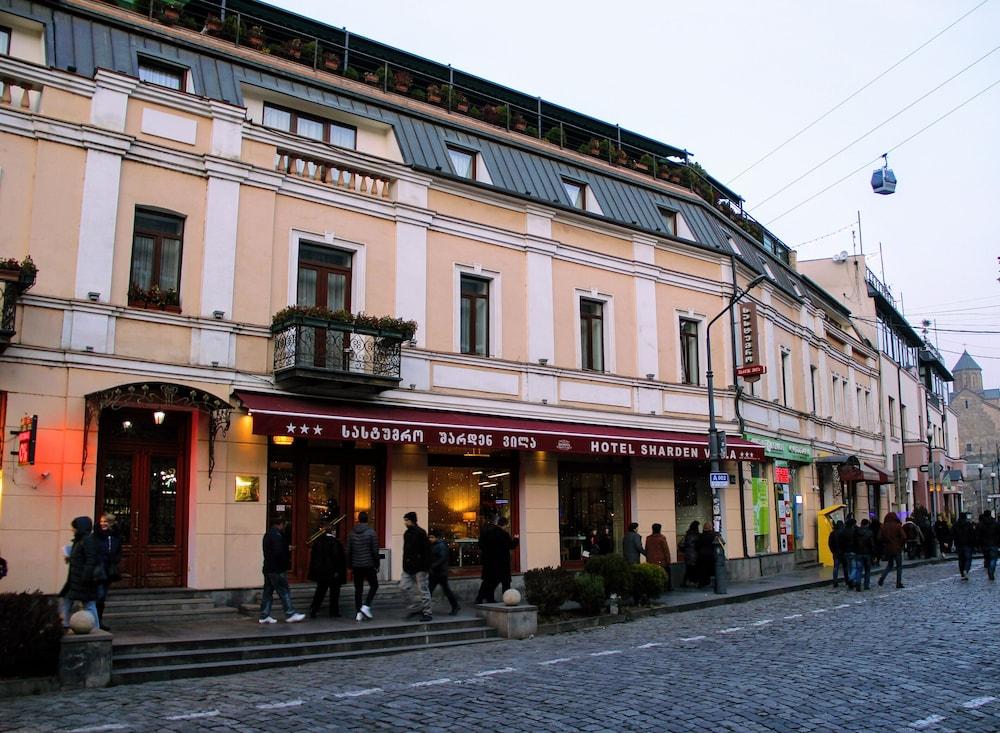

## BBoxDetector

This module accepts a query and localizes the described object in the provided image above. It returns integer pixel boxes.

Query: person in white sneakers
[258,516,305,624]
[347,511,379,622]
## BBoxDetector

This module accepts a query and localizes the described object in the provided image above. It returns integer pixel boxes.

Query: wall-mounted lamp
[122,420,133,430]
[646,373,655,380]
[87,291,100,302]
[538,358,548,366]
[212,310,225,320]
[211,361,219,367]
[153,410,166,425]
[271,435,294,446]
[541,398,548,404]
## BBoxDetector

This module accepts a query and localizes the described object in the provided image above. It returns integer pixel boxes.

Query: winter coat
[95,526,122,578]
[853,525,875,556]
[644,532,671,568]
[953,517,976,547]
[682,530,700,566]
[59,516,100,602]
[835,523,856,554]
[262,526,291,574]
[933,520,952,543]
[479,524,517,575]
[696,529,717,562]
[430,538,451,577]
[346,522,379,569]
[308,533,346,584]
[402,524,431,575]
[597,531,613,556]
[978,516,1000,548]
[622,530,645,565]
[879,513,907,555]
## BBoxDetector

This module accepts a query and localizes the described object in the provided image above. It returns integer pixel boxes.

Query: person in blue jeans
[259,516,305,624]
[877,512,906,588]
[981,511,999,581]
[58,516,101,629]
[852,518,875,591]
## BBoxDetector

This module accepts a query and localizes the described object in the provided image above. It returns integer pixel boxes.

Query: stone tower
[953,350,984,395]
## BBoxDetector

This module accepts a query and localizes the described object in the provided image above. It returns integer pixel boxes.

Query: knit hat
[403,511,418,522]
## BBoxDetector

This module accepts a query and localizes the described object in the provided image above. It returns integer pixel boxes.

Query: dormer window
[658,207,677,236]
[138,57,187,91]
[0,26,10,55]
[446,145,476,179]
[562,178,586,209]
[263,103,356,149]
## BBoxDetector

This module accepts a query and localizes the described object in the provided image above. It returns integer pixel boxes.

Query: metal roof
[953,350,982,373]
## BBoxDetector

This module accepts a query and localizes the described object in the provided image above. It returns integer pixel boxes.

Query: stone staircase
[111,618,499,685]
[101,588,238,626]
[239,582,416,617]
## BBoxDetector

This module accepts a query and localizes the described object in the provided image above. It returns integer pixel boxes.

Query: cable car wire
[750,42,1000,213]
[725,0,993,185]
[763,75,1000,225]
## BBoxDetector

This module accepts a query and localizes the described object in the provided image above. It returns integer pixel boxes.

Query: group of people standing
[58,513,121,631]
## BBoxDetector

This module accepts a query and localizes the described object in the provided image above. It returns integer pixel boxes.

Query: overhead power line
[750,42,1000,213]
[791,222,855,250]
[726,0,992,185]
[764,76,1000,225]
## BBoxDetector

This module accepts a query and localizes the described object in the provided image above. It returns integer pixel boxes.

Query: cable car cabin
[871,162,897,195]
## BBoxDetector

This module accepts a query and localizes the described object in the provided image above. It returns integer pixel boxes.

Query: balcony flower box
[128,284,180,312]
[0,256,36,287]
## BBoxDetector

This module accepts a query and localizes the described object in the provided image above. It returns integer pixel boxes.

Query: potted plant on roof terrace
[426,84,443,104]
[512,113,528,133]
[281,37,303,60]
[392,70,413,94]
[159,0,186,25]
[203,13,222,35]
[322,49,341,72]
[246,25,265,49]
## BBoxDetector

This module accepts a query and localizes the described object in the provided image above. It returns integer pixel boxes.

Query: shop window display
[558,467,625,564]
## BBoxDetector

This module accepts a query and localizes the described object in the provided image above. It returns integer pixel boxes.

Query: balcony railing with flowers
[0,255,37,353]
[271,306,415,394]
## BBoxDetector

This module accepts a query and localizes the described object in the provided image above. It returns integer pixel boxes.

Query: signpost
[710,472,730,489]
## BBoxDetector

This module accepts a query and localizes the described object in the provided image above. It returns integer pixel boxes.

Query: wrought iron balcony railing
[271,314,403,394]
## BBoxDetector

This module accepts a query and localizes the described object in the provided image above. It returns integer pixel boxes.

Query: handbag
[107,562,122,582]
[92,564,108,583]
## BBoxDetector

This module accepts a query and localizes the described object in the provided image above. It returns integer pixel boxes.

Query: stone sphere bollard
[69,610,96,635]
[502,588,521,606]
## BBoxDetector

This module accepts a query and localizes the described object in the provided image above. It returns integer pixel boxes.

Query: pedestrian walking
[347,511,379,622]
[58,516,101,629]
[94,512,122,631]
[496,517,519,593]
[842,516,858,589]
[952,512,975,580]
[853,518,874,591]
[308,522,346,618]
[902,518,923,560]
[681,521,700,588]
[401,511,432,621]
[258,516,305,624]
[644,523,673,591]
[934,514,953,555]
[980,510,999,581]
[829,520,850,588]
[427,528,460,616]
[476,514,501,604]
[877,512,906,589]
[870,516,883,568]
[623,522,645,565]
[696,523,717,588]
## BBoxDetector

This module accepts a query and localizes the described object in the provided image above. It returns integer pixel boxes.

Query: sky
[268,0,1000,387]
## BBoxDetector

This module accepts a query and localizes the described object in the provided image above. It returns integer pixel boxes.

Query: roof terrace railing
[865,268,896,308]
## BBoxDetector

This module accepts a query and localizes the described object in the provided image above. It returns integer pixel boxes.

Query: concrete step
[102,589,232,624]
[103,606,238,623]
[103,598,218,613]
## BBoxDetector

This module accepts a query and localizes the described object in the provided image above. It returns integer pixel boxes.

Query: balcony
[275,150,392,199]
[271,312,409,395]
[0,258,37,354]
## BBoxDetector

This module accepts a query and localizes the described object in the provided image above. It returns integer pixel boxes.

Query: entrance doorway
[267,443,382,581]
[96,407,189,587]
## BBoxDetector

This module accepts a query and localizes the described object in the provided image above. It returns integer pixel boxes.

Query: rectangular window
[138,58,185,91]
[680,319,699,385]
[460,275,490,356]
[809,365,818,414]
[780,351,790,407]
[297,242,353,312]
[658,207,677,236]
[900,404,907,440]
[447,146,476,179]
[263,103,357,149]
[129,209,184,308]
[579,299,604,371]
[562,178,585,209]
[888,396,897,437]
[832,377,839,419]
[558,466,626,565]
[0,26,10,55]
[856,387,863,429]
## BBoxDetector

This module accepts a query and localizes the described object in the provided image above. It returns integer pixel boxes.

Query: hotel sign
[735,301,765,382]
[17,414,37,466]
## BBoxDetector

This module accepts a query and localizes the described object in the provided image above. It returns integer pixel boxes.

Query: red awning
[233,391,765,462]
[864,462,893,485]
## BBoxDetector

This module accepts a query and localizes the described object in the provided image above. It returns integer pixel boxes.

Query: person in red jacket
[877,512,907,589]
[644,523,673,591]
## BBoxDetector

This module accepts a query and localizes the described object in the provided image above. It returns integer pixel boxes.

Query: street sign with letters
[710,472,730,489]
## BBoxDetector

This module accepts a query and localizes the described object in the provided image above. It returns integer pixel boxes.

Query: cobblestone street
[4,562,1000,733]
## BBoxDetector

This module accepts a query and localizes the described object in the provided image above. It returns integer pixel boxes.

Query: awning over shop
[815,454,891,484]
[863,462,893,485]
[234,391,766,462]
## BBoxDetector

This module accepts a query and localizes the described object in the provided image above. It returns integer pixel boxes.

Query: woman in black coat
[681,521,701,587]
[59,516,101,629]
[94,513,122,631]
[696,524,717,588]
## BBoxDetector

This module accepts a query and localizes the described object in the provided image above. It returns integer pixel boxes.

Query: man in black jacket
[401,512,432,621]
[258,516,305,624]
[347,511,379,622]
[428,528,460,616]
[308,522,346,617]
[853,518,875,591]
[953,512,976,580]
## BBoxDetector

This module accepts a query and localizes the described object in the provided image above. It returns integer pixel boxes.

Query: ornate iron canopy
[82,382,232,486]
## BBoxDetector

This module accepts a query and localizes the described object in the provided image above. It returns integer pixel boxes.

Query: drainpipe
[729,253,750,560]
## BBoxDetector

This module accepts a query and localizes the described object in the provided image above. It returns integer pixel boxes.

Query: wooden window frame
[263,102,357,149]
[446,145,477,180]
[459,274,490,357]
[679,318,699,385]
[0,26,11,56]
[128,209,185,313]
[579,298,604,371]
[137,56,187,91]
[297,243,354,313]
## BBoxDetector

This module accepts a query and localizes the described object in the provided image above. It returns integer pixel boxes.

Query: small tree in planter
[246,25,266,49]
[545,126,566,146]
[322,50,341,71]
[159,0,186,25]
[203,13,222,35]
[512,114,528,132]
[426,84,443,104]
[392,70,413,94]
[636,154,655,173]
[281,37,303,60]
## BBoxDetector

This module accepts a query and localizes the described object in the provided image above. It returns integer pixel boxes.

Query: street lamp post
[992,472,998,515]
[978,464,986,515]
[926,429,937,557]
[705,273,767,595]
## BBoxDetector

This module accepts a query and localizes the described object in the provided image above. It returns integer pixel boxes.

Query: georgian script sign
[735,301,765,382]
[248,410,765,462]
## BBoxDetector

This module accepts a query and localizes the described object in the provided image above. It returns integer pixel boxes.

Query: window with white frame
[658,207,677,236]
[562,178,586,210]
[264,103,357,148]
[680,319,700,385]
[780,350,791,407]
[446,145,476,179]
[888,396,897,437]
[460,274,490,356]
[138,57,187,91]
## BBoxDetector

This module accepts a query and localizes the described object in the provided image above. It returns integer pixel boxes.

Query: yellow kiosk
[817,504,847,567]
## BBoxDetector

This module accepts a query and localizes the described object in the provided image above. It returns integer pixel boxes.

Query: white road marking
[963,696,996,708]
[909,714,944,728]
[751,619,773,626]
[165,711,219,721]
[539,657,573,665]
[783,614,803,619]
[256,700,303,710]
[334,688,381,698]
[68,726,129,733]
[679,635,706,641]
[476,667,515,676]
[410,678,451,687]
[589,650,622,656]
[718,627,743,634]
[636,642,664,648]
[810,608,829,614]
[854,600,865,604]
[833,604,851,609]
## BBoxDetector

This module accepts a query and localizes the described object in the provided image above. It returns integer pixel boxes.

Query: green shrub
[573,573,605,615]
[583,553,632,598]
[523,566,574,616]
[0,592,62,679]
[630,564,667,605]
[544,126,566,146]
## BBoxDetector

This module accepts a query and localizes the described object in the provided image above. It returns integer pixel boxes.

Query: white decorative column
[633,236,659,379]
[526,207,555,365]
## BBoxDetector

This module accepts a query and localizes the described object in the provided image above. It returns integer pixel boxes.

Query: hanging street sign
[736,301,765,382]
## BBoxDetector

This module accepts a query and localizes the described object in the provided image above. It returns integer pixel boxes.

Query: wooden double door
[95,408,189,587]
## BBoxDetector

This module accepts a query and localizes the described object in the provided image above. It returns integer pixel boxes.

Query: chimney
[788,250,798,271]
